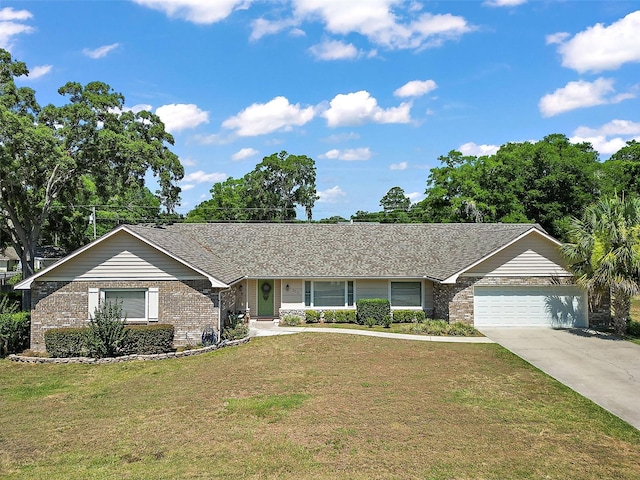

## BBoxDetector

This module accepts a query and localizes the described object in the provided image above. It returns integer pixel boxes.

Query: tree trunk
[610,287,631,336]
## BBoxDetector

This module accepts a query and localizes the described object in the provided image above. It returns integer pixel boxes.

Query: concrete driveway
[479,327,640,430]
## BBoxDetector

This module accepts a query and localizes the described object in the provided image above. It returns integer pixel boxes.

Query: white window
[304,281,354,307]
[391,282,422,307]
[88,287,159,322]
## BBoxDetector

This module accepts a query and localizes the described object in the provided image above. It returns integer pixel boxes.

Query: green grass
[1,333,640,479]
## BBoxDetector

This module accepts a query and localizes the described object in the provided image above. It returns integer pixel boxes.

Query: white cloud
[291,0,472,51]
[394,79,437,98]
[309,39,360,60]
[232,147,259,161]
[483,0,526,6]
[0,7,32,21]
[569,135,631,155]
[0,7,34,51]
[124,104,153,114]
[155,103,209,133]
[574,119,640,137]
[182,170,227,184]
[322,90,411,127]
[24,65,52,80]
[390,161,408,170]
[538,78,634,117]
[317,185,347,203]
[320,147,371,161]
[250,18,298,41]
[82,43,120,59]
[222,96,315,136]
[407,191,423,203]
[180,157,197,167]
[458,142,500,156]
[570,119,640,155]
[545,32,569,45]
[181,184,196,191]
[133,0,251,24]
[554,11,640,73]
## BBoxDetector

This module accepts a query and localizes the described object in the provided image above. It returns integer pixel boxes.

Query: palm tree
[560,195,640,335]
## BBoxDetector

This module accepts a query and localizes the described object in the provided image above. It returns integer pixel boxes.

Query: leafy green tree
[318,216,349,224]
[380,186,410,213]
[186,177,249,223]
[601,140,640,197]
[187,151,318,222]
[418,135,600,239]
[561,195,640,335]
[0,49,183,279]
[350,210,383,223]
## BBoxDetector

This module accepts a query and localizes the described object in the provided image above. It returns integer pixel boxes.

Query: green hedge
[0,311,30,357]
[124,324,174,354]
[305,310,321,323]
[44,324,176,358]
[356,299,390,325]
[45,327,86,358]
[392,310,426,323]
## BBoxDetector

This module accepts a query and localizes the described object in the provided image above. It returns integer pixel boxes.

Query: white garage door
[474,285,587,327]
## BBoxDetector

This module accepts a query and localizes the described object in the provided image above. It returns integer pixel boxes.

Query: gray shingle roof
[127,222,542,285]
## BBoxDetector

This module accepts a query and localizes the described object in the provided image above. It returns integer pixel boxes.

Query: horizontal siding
[424,280,434,311]
[281,279,303,308]
[40,231,204,282]
[465,235,570,277]
[356,280,388,299]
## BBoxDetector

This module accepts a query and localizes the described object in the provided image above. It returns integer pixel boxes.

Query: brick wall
[433,276,610,327]
[30,280,220,351]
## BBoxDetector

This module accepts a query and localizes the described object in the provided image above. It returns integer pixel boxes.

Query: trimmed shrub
[392,310,427,323]
[334,310,356,323]
[45,328,87,358]
[323,310,336,323]
[0,311,30,357]
[405,320,479,336]
[356,299,390,325]
[124,324,174,354]
[86,302,129,358]
[281,314,304,326]
[305,310,321,323]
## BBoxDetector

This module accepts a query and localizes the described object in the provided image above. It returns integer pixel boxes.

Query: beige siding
[424,280,434,311]
[356,279,388,299]
[281,279,304,308]
[40,231,203,282]
[273,281,281,315]
[465,235,571,277]
[247,279,258,316]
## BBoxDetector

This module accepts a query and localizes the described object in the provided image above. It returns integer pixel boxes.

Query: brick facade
[433,276,610,327]
[30,280,221,351]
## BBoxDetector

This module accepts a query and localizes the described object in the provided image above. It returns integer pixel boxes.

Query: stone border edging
[8,337,250,364]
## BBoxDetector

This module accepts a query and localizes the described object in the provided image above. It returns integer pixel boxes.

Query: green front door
[257,279,274,317]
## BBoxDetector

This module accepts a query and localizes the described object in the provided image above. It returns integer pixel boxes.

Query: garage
[474,285,587,327]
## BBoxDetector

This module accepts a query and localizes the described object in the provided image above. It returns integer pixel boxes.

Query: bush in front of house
[405,320,479,336]
[86,302,129,358]
[392,310,426,323]
[124,324,174,354]
[334,310,356,323]
[0,311,30,357]
[305,310,321,323]
[281,314,304,326]
[356,299,390,325]
[222,310,249,341]
[45,327,87,358]
[222,323,249,341]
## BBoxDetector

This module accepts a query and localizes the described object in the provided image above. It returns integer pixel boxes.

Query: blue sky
[2,0,640,220]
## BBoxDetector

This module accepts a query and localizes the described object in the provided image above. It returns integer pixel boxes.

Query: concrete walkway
[249,320,494,343]
[479,327,640,431]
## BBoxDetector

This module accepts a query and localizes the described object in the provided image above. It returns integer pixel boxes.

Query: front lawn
[1,334,639,479]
